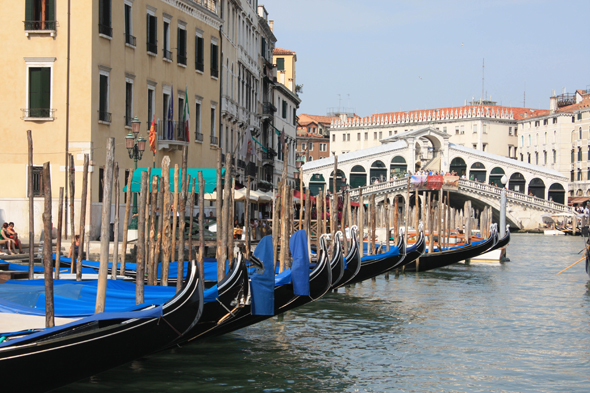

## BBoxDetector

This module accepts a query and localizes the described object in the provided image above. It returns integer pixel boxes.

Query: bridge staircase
[347,178,575,230]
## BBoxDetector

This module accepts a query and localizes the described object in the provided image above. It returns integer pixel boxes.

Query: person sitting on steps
[0,223,17,255]
[6,222,24,254]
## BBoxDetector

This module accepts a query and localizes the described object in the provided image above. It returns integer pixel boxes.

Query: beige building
[328,102,544,172]
[1,0,222,239]
[517,89,590,201]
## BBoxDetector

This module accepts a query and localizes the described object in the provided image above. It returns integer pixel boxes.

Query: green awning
[122,168,225,193]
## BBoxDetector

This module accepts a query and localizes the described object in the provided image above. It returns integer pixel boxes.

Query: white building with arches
[302,126,568,205]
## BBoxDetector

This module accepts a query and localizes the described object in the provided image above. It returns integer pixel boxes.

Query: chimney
[269,20,274,32]
[549,95,557,113]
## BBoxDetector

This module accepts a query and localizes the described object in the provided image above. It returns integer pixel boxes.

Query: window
[195,32,204,72]
[588,146,590,160]
[544,132,547,144]
[509,126,513,136]
[25,0,56,31]
[460,125,464,134]
[520,153,523,161]
[347,133,350,141]
[571,149,575,163]
[309,142,313,151]
[301,143,306,150]
[580,127,583,140]
[389,130,392,136]
[473,144,477,149]
[535,121,540,127]
[293,108,297,126]
[528,135,531,146]
[455,126,459,135]
[163,19,172,60]
[443,126,447,133]
[553,150,556,164]
[535,152,538,165]
[30,165,44,197]
[543,119,548,125]
[98,69,110,123]
[177,24,187,65]
[553,117,557,124]
[483,143,488,152]
[527,153,531,164]
[373,132,377,140]
[364,132,368,140]
[276,58,284,71]
[210,41,219,78]
[194,100,202,142]
[571,170,574,182]
[210,104,217,145]
[282,100,287,119]
[308,156,313,162]
[379,131,382,139]
[98,0,112,37]
[521,136,524,146]
[342,134,345,142]
[99,167,104,203]
[124,1,135,46]
[483,124,487,134]
[125,80,133,127]
[357,133,360,141]
[543,150,547,165]
[578,113,583,120]
[578,147,582,161]
[147,84,155,126]
[578,170,582,181]
[162,89,170,138]
[26,60,53,119]
[473,124,478,133]
[146,11,157,54]
[332,134,335,142]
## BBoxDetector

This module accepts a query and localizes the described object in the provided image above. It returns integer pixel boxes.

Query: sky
[259,0,590,117]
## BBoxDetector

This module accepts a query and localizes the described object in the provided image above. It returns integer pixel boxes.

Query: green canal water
[56,234,590,392]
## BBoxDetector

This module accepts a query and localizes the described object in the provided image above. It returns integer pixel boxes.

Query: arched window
[390,156,407,177]
[350,165,367,189]
[469,162,486,182]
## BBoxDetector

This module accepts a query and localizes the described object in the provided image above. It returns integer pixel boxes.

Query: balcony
[263,102,277,115]
[238,159,246,169]
[147,41,157,54]
[98,111,112,123]
[157,120,189,150]
[195,132,203,143]
[195,60,204,72]
[99,24,112,38]
[125,33,136,47]
[24,20,56,36]
[163,49,173,61]
[262,148,276,161]
[21,108,56,120]
[210,135,219,146]
[246,162,257,178]
[177,53,187,66]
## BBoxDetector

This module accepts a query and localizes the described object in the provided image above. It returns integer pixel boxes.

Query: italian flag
[184,89,190,142]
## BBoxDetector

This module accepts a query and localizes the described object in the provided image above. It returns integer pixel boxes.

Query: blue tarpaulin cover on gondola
[0,280,175,317]
[289,230,310,296]
[250,235,275,315]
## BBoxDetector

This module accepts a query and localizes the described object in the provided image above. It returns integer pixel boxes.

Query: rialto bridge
[300,127,572,230]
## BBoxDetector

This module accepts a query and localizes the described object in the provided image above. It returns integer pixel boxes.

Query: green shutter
[276,58,284,71]
[47,0,55,22]
[25,0,34,22]
[29,67,50,117]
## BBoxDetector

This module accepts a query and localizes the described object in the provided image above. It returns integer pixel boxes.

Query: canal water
[57,234,590,392]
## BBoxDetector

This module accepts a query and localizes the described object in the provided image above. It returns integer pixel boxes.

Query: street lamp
[500,174,508,237]
[126,116,145,229]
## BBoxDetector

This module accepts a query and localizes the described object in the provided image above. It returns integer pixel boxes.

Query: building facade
[517,89,590,200]
[1,0,223,239]
[328,103,546,170]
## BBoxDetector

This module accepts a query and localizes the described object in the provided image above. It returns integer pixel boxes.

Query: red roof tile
[273,47,296,55]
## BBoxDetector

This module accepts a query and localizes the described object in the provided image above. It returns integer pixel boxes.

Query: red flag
[149,115,157,153]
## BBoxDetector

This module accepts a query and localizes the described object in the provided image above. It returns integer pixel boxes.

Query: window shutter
[99,0,104,25]
[47,0,55,21]
[99,74,108,113]
[25,0,34,22]
[29,68,42,112]
[40,67,50,111]
[276,58,284,71]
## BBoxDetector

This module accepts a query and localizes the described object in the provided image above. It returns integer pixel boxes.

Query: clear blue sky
[260,0,590,117]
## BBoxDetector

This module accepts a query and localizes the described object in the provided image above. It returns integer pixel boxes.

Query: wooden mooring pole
[77,155,89,280]
[42,162,54,328]
[27,130,35,279]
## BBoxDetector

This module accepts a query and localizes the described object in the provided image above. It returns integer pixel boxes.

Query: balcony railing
[125,33,136,46]
[238,159,246,169]
[147,41,157,54]
[164,49,172,61]
[177,53,187,65]
[99,111,112,123]
[246,162,257,177]
[211,67,219,78]
[99,24,112,37]
[195,61,204,72]
[125,115,132,127]
[195,132,203,142]
[22,108,55,119]
[263,102,277,115]
[158,120,189,142]
[210,135,218,146]
[24,20,56,31]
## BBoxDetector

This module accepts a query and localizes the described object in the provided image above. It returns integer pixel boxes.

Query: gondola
[344,229,407,286]
[328,232,346,287]
[485,224,510,253]
[199,230,332,339]
[168,252,250,345]
[393,226,426,270]
[403,226,498,272]
[0,261,203,392]
[332,226,361,289]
